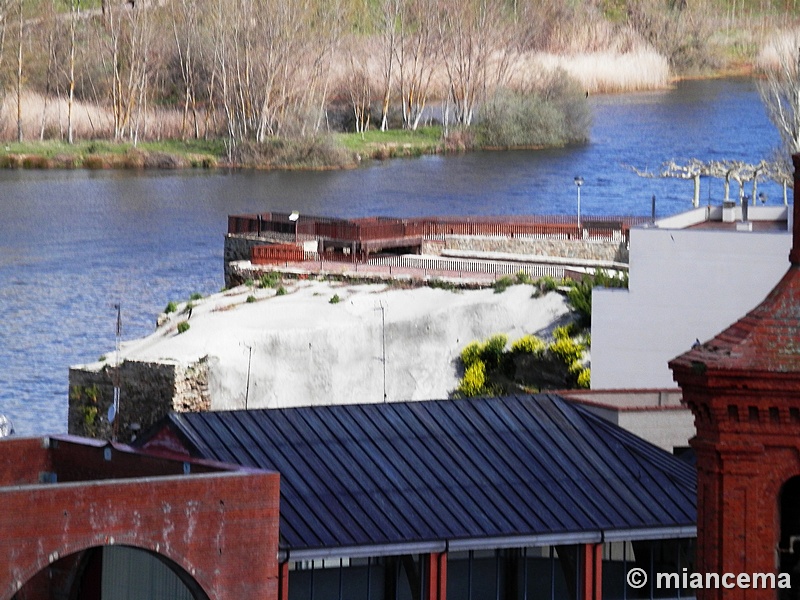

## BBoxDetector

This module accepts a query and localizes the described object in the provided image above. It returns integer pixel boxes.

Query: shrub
[461,341,484,368]
[577,368,591,389]
[329,294,341,304]
[164,301,177,314]
[549,335,585,366]
[182,301,194,315]
[567,270,628,327]
[511,335,546,356]
[177,321,190,334]
[276,286,287,296]
[457,361,487,398]
[481,334,508,369]
[428,278,457,291]
[259,272,280,288]
[494,275,514,294]
[515,271,532,285]
[476,73,590,149]
[244,278,254,287]
[190,292,203,301]
[246,295,256,303]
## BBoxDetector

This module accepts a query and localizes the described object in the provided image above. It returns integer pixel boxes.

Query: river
[0,77,783,436]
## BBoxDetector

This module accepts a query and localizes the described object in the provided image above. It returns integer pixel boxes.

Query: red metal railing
[251,244,306,264]
[229,213,650,243]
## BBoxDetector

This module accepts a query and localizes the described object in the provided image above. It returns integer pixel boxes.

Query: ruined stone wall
[422,235,629,263]
[68,358,210,442]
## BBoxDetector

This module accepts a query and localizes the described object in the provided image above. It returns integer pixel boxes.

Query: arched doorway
[16,545,210,600]
[779,476,800,597]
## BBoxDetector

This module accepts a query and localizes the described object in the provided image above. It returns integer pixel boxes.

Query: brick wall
[1,437,280,600]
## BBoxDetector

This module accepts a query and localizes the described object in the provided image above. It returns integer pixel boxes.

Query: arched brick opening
[779,476,800,591]
[14,544,211,600]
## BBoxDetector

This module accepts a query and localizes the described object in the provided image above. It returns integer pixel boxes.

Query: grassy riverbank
[0,129,450,170]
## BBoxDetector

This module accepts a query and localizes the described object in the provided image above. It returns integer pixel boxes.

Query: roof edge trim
[279,525,695,562]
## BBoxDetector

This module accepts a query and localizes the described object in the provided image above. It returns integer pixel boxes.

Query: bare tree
[66,0,79,143]
[396,0,440,131]
[15,0,23,142]
[438,0,512,128]
[170,0,200,139]
[758,32,800,172]
[378,0,399,131]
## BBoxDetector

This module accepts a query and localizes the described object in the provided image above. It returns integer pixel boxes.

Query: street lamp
[574,176,584,234]
[289,211,300,243]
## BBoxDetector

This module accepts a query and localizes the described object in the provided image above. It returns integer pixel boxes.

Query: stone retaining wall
[422,235,629,263]
[68,357,210,442]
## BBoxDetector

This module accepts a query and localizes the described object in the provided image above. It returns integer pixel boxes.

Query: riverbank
[0,128,449,171]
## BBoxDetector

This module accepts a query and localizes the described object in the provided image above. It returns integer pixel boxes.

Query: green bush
[329,294,341,304]
[511,334,546,356]
[190,292,203,301]
[259,272,281,288]
[476,73,590,149]
[549,335,585,366]
[428,278,457,291]
[461,341,484,368]
[246,295,256,303]
[276,285,287,296]
[577,368,591,389]
[494,276,514,294]
[515,271,532,285]
[567,270,628,327]
[164,301,177,314]
[481,334,508,369]
[457,361,487,398]
[177,321,190,334]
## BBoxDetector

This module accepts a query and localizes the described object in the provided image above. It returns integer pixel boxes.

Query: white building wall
[591,222,791,389]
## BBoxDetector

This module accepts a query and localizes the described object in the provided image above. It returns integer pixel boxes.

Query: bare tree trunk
[67,0,77,144]
[379,0,399,132]
[16,0,23,142]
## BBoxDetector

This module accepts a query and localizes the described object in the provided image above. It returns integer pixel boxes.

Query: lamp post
[289,211,300,243]
[574,176,584,235]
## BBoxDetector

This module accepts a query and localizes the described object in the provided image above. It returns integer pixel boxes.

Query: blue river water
[0,77,784,436]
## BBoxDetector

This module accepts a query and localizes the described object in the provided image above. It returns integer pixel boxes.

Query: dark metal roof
[159,394,696,558]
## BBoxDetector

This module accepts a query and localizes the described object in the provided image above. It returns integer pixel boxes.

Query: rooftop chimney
[791,154,800,265]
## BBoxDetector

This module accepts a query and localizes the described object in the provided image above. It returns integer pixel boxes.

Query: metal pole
[380,302,387,403]
[112,303,121,442]
[244,343,253,409]
[574,176,584,236]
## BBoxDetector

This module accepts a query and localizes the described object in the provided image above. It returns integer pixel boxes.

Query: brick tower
[670,155,800,599]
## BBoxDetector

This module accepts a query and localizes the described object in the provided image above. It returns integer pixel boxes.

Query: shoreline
[0,67,762,173]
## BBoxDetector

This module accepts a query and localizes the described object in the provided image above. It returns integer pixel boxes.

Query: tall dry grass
[527,50,671,94]
[0,91,214,142]
[756,28,800,73]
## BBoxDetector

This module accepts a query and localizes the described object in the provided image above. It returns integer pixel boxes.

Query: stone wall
[68,357,210,442]
[422,235,629,263]
[225,233,300,285]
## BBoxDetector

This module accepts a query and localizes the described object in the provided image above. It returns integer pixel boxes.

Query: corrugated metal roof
[161,394,696,557]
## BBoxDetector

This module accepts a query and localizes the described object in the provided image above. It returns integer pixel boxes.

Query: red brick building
[0,435,280,600]
[671,155,800,599]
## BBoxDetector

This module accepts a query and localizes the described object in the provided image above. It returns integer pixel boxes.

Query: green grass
[336,126,444,157]
[0,138,226,170]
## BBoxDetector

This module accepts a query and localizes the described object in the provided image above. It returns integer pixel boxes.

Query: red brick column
[425,552,447,600]
[580,543,602,600]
